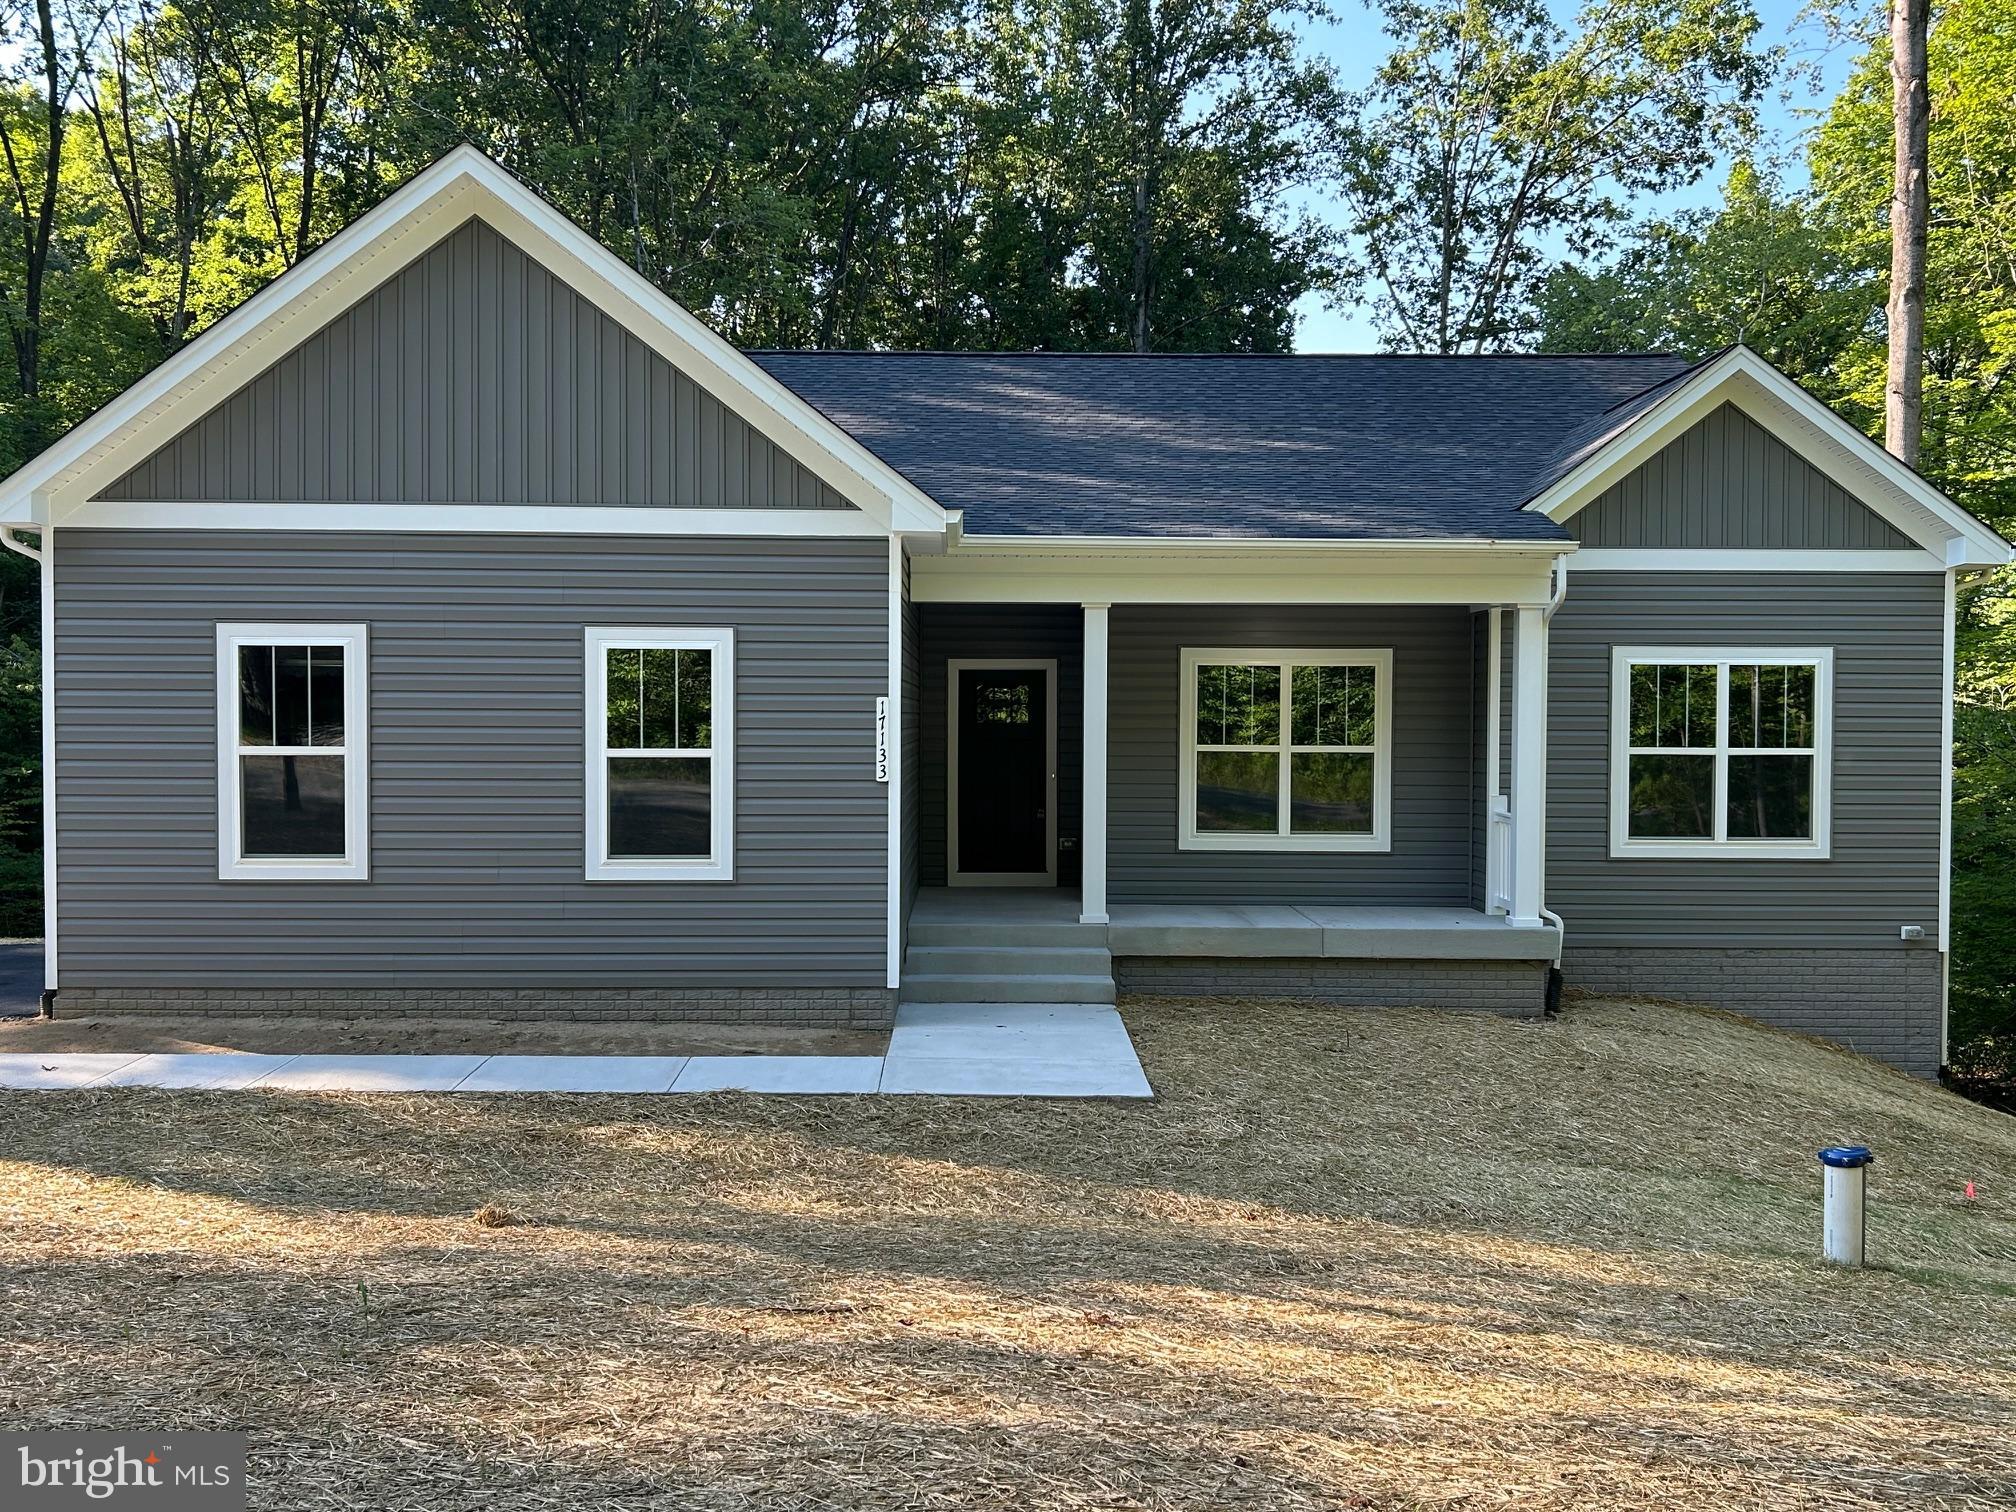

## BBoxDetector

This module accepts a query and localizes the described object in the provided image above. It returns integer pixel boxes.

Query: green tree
[1333,0,1773,352]
[1531,161,1876,390]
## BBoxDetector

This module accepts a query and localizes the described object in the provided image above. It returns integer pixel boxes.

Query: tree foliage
[1330,0,1772,351]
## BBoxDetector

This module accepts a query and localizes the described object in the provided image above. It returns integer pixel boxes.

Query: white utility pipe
[1819,1146,1874,1267]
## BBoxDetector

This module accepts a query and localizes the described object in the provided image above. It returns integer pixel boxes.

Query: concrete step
[903,944,1113,977]
[907,919,1107,950]
[898,972,1118,1005]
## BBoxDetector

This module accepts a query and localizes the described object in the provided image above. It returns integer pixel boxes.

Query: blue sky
[1289,0,1868,350]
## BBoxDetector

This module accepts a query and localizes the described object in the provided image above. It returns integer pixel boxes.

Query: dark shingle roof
[750,351,1692,540]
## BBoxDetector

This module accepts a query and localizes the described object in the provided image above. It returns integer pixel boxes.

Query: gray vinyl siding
[1569,403,1914,549]
[901,559,920,921]
[53,531,889,988]
[1110,605,1475,905]
[97,218,853,511]
[917,604,1082,887]
[1548,572,1944,949]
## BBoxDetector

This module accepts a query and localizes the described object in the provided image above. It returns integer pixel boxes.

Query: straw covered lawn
[3,993,2014,1509]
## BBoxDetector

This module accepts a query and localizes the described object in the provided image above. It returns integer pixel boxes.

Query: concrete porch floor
[913,887,1561,960]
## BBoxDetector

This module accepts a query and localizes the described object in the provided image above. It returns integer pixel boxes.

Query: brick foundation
[1563,947,1944,1077]
[53,985,897,1031]
[1115,956,1547,1015]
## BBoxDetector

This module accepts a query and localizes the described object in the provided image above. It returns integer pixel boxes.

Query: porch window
[1179,648,1392,852]
[585,627,735,881]
[216,624,369,879]
[1609,647,1832,859]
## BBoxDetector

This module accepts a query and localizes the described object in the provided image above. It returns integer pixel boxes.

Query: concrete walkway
[0,1003,1152,1098]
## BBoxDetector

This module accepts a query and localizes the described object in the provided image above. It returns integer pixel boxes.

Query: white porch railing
[1488,795,1513,915]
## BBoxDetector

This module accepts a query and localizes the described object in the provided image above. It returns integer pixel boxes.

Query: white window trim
[585,626,735,882]
[216,622,369,881]
[1608,646,1834,861]
[1178,647,1393,854]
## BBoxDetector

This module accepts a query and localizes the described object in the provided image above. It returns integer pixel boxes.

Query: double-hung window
[586,627,734,881]
[1179,648,1392,852]
[217,624,369,879]
[1610,647,1833,859]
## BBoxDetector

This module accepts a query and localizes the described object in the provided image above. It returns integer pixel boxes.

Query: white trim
[584,626,735,883]
[1939,569,1956,1063]
[1,147,948,535]
[1529,347,2012,568]
[1483,608,1507,917]
[946,658,1059,887]
[1607,646,1835,861]
[216,623,370,880]
[1569,548,1947,573]
[887,541,905,989]
[956,534,1578,554]
[1178,647,1393,854]
[1509,609,1547,925]
[1,525,55,988]
[1081,605,1111,925]
[59,502,888,537]
[912,552,1559,607]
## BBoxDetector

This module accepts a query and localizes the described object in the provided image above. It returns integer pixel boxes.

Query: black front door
[954,665,1050,878]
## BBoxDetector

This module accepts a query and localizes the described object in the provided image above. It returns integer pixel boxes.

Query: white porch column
[1509,604,1548,927]
[1080,603,1110,925]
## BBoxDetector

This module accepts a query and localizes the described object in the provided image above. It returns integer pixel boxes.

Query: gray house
[1,148,2006,1077]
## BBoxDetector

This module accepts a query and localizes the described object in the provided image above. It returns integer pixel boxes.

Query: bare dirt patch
[0,1013,886,1058]
[2,994,2013,1509]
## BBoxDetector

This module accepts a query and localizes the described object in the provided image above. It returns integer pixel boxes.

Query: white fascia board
[13,146,949,538]
[954,533,1572,554]
[1569,548,1947,573]
[1528,346,2013,568]
[911,542,1562,605]
[61,501,886,537]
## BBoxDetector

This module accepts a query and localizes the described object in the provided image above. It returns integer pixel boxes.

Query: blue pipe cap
[1818,1146,1875,1169]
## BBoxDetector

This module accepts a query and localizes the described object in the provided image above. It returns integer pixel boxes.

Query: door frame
[947,657,1059,887]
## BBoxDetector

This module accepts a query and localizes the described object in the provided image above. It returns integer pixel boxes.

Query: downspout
[0,524,54,1016]
[1538,553,1568,1010]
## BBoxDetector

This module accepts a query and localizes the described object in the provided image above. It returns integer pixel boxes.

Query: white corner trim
[1177,647,1393,854]
[1569,548,1947,573]
[59,501,887,537]
[1529,347,2012,569]
[1606,645,1835,861]
[216,623,370,880]
[1940,570,1956,956]
[584,626,735,883]
[886,540,905,989]
[5,146,948,536]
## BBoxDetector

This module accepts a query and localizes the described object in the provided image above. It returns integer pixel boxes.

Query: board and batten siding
[917,604,1082,888]
[53,531,889,989]
[1547,571,1944,950]
[1568,403,1915,550]
[96,217,853,511]
[1109,605,1475,905]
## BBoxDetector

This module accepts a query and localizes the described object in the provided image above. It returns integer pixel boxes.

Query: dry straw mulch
[3,994,2014,1510]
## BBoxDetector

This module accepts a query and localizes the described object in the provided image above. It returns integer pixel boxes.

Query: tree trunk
[1130,171,1152,353]
[1885,0,1930,465]
[15,0,65,402]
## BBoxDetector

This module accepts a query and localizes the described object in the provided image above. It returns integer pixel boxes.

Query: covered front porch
[901,537,1561,942]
